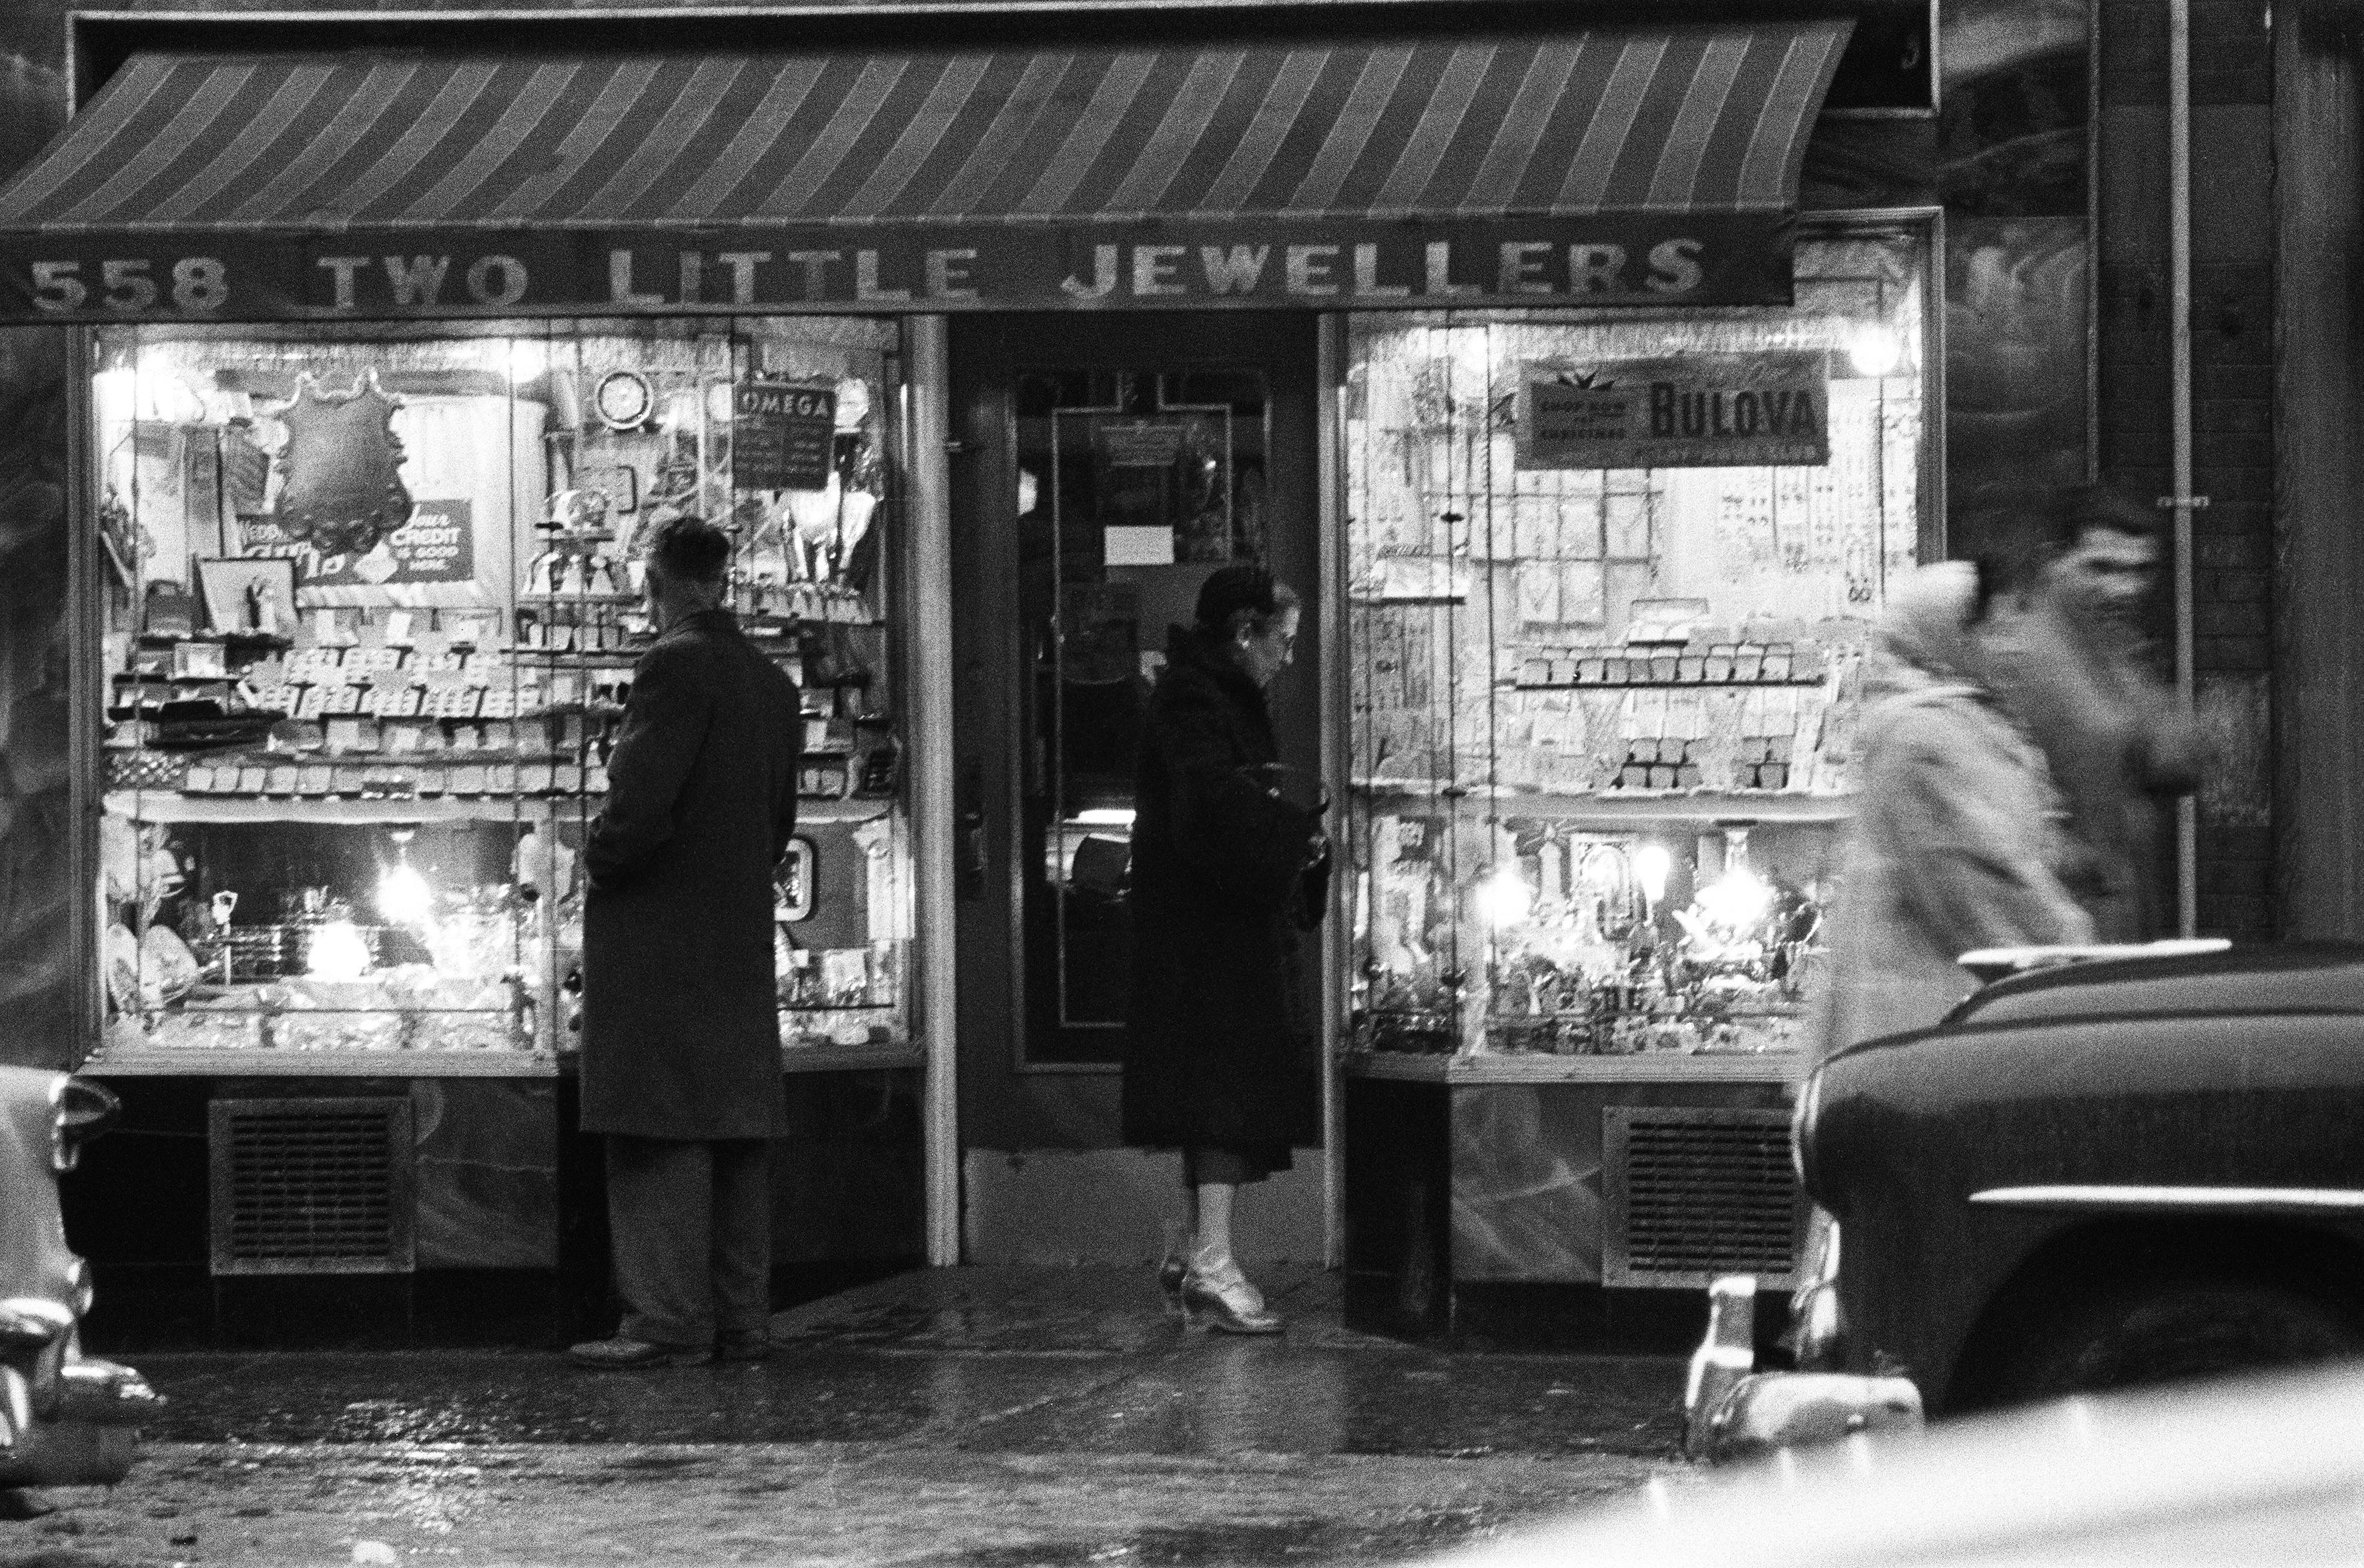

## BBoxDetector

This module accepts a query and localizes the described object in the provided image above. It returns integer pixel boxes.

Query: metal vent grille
[1602,1107,1803,1288]
[210,1098,415,1276]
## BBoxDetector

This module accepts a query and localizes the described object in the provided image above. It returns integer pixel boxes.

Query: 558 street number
[29,259,229,312]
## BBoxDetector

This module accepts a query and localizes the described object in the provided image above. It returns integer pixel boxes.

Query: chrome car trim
[1971,1184,2364,1213]
[1956,938,2230,985]
[56,1360,161,1426]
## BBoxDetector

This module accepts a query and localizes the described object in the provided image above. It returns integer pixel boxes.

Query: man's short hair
[1957,482,2162,595]
[2043,483,2164,552]
[642,515,731,585]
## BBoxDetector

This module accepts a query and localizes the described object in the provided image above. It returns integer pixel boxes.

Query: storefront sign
[733,380,837,491]
[0,215,1795,321]
[1515,353,1831,470]
[239,499,474,589]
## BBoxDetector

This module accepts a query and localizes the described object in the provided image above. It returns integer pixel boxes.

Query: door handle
[959,809,988,897]
[957,760,987,901]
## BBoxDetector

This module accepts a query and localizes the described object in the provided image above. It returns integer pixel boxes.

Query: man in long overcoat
[568,516,802,1369]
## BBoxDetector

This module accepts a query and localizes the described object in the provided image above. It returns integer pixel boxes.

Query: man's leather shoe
[567,1335,712,1369]
[715,1335,773,1362]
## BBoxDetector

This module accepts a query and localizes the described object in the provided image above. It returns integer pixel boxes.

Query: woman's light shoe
[1180,1259,1282,1335]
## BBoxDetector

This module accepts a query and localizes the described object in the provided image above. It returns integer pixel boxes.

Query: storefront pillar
[1316,312,1350,1270]
[906,316,961,1265]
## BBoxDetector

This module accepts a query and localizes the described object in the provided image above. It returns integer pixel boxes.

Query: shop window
[1344,230,1931,1060]
[88,318,912,1070]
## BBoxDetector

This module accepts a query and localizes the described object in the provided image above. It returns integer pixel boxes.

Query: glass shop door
[947,314,1320,1158]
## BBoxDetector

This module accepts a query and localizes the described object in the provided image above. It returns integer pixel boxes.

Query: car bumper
[0,1358,159,1488]
[1683,1274,1924,1463]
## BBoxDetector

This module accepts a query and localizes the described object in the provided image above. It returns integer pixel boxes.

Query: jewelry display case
[86,318,913,1075]
[1341,233,1932,1074]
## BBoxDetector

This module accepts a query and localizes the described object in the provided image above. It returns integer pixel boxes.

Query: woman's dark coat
[1122,626,1326,1160]
[580,608,801,1140]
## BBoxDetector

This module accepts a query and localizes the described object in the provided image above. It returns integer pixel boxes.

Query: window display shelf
[1342,1050,1798,1085]
[781,1041,921,1074]
[1507,673,1834,692]
[105,791,896,825]
[82,1041,923,1077]
[107,791,583,825]
[1349,782,1855,825]
[81,1047,560,1078]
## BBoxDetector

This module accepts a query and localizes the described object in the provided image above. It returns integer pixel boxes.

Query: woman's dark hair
[642,514,731,585]
[1194,563,1299,639]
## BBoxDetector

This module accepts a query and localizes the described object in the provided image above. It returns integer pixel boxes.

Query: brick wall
[2096,0,2276,939]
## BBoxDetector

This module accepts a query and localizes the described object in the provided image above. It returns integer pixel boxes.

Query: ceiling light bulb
[306,919,372,982]
[1847,325,1903,378]
[1697,868,1776,931]
[1473,864,1533,929]
[378,862,434,928]
[1633,843,1673,905]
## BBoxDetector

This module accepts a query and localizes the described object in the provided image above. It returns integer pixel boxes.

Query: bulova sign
[0,216,1794,320]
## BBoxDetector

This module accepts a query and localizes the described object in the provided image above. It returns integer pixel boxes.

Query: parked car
[1693,940,2364,1454]
[1445,1359,2364,1567]
[0,1064,157,1498]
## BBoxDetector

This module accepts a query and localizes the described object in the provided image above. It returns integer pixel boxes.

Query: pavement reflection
[127,1266,1685,1457]
[6,1267,1683,1565]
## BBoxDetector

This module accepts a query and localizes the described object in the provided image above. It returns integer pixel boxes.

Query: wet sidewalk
[4,1267,1687,1566]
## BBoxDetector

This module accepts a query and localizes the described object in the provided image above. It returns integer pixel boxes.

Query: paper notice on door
[1104,526,1175,566]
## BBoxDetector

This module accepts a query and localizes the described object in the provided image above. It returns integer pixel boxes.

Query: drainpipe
[2170,0,2201,938]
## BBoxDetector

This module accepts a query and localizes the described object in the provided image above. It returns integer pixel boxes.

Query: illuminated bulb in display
[1633,843,1673,907]
[504,339,546,384]
[1846,325,1904,378]
[306,919,372,982]
[1473,864,1533,929]
[1697,867,1776,932]
[377,861,434,928]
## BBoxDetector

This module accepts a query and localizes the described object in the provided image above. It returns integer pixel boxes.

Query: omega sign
[0,216,1796,320]
[1515,352,1832,470]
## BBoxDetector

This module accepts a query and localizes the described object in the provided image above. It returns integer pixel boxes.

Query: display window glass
[89,318,910,1066]
[1343,230,1930,1059]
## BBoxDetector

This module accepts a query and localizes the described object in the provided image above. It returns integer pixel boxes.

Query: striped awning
[0,22,1851,320]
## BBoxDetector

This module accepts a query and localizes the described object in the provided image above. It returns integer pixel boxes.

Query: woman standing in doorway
[1123,564,1329,1334]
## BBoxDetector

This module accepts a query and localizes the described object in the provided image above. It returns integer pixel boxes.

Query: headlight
[1788,1213,1845,1369]
[49,1076,119,1173]
[1790,1066,1824,1190]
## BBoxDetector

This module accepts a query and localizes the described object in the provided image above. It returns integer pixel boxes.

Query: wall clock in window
[593,370,655,431]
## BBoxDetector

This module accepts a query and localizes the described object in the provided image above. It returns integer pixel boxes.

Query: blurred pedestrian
[1812,561,2094,1066]
[570,516,803,1370]
[1981,484,2201,940]
[1123,564,1328,1334]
